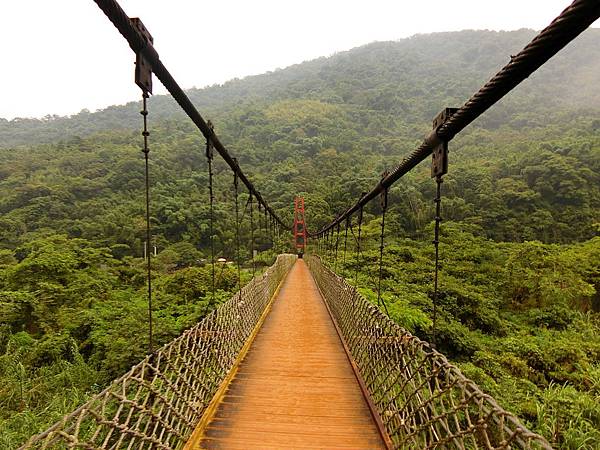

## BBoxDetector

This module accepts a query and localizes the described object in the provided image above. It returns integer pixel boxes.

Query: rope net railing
[305,255,552,450]
[20,254,296,450]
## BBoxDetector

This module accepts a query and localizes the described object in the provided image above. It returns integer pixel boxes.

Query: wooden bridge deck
[186,259,385,449]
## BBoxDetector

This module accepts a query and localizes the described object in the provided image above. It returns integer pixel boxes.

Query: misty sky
[1,0,598,120]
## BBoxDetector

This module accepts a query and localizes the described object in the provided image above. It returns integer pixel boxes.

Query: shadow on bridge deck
[185,259,386,449]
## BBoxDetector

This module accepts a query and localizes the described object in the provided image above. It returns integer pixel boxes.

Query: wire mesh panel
[21,254,296,450]
[306,255,551,450]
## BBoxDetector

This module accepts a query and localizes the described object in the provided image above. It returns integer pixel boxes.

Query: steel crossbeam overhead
[312,0,600,236]
[93,0,290,230]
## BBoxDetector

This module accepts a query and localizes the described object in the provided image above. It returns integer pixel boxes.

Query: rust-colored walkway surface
[190,259,385,449]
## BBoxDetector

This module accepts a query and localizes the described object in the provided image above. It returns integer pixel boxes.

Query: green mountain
[2,28,599,146]
[1,30,599,245]
[0,29,599,448]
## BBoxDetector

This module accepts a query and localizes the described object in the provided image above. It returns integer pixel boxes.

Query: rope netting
[20,255,296,450]
[305,255,552,450]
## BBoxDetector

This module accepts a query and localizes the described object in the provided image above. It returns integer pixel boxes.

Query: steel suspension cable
[377,186,390,316]
[206,122,216,302]
[265,210,269,248]
[334,223,341,271]
[264,209,269,249]
[140,92,153,353]
[249,192,256,277]
[432,175,443,346]
[257,203,263,249]
[261,210,265,248]
[354,205,364,289]
[269,213,274,249]
[343,216,350,266]
[320,234,324,255]
[268,214,272,249]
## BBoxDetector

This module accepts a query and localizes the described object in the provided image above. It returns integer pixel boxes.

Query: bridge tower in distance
[293,197,306,257]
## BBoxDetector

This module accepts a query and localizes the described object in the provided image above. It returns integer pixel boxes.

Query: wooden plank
[187,260,385,449]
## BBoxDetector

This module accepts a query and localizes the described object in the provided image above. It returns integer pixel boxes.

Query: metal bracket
[131,18,154,94]
[431,108,457,178]
[206,121,215,160]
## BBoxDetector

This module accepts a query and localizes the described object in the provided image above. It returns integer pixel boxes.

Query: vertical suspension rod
[93,0,292,230]
[233,162,242,297]
[334,223,341,271]
[432,176,443,346]
[141,92,153,353]
[250,192,256,277]
[377,187,389,315]
[354,205,364,289]
[206,124,215,302]
[343,216,350,266]
[309,0,600,237]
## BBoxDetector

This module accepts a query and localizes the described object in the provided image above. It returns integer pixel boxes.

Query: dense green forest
[1,29,599,448]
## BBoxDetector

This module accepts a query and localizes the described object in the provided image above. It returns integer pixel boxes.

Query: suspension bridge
[20,0,600,448]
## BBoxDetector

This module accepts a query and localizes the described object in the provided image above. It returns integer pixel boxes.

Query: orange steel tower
[293,197,307,257]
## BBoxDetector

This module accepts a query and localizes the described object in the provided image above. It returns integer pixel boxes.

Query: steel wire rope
[377,185,390,316]
[233,161,243,299]
[140,92,154,353]
[249,192,256,277]
[206,122,216,302]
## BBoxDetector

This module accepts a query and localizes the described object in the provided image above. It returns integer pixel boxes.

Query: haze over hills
[1,28,599,147]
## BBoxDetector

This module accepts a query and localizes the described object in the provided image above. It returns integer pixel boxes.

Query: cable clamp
[431,108,457,178]
[131,18,154,94]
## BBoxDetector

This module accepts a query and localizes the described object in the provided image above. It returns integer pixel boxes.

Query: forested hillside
[1,29,599,448]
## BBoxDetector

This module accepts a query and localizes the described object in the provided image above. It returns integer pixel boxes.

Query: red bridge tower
[293,197,307,257]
